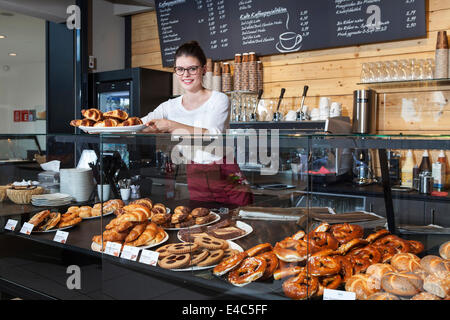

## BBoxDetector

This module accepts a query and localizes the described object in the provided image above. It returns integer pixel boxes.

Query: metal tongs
[296,85,309,121]
[250,89,263,122]
[273,88,286,122]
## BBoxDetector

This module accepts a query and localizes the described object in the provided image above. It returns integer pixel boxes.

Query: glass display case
[0,132,448,300]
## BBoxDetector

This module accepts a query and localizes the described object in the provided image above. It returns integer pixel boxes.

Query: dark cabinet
[365,196,425,226]
[425,202,450,228]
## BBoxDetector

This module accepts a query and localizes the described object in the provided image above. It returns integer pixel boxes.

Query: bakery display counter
[0,133,448,300]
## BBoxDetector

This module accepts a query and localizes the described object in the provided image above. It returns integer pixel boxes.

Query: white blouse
[140,90,230,164]
[141,90,230,134]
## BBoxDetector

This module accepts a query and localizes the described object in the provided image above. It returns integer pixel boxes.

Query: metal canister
[419,172,433,194]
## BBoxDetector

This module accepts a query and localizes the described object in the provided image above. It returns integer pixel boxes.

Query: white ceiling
[0,11,45,65]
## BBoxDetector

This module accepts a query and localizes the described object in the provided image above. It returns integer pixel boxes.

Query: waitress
[141,41,253,206]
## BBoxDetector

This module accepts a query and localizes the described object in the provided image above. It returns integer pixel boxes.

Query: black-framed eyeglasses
[173,65,202,76]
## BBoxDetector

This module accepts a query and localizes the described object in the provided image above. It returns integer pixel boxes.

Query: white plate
[79,124,146,134]
[162,212,220,231]
[169,240,243,272]
[32,225,75,233]
[177,221,253,242]
[32,193,73,200]
[91,231,169,253]
[81,210,115,220]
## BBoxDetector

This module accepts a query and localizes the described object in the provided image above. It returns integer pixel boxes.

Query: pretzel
[257,251,279,280]
[408,240,425,255]
[373,235,411,254]
[330,223,364,244]
[213,251,248,276]
[307,255,341,276]
[307,232,339,251]
[348,245,382,266]
[228,256,267,287]
[273,266,304,280]
[273,238,310,262]
[334,255,354,282]
[245,243,273,257]
[282,272,319,300]
[365,229,390,243]
[316,274,342,296]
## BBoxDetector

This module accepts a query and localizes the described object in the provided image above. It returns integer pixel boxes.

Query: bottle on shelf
[401,149,414,188]
[418,150,432,174]
[432,150,447,191]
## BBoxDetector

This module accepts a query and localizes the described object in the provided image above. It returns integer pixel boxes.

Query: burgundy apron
[186,159,253,206]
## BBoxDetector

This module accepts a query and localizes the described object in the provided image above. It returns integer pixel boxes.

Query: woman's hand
[142,119,173,133]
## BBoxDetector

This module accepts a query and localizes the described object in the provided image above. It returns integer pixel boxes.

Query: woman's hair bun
[175,40,207,66]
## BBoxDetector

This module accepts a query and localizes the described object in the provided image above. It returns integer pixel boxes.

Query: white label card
[53,230,69,244]
[104,242,122,257]
[19,222,34,235]
[139,249,159,266]
[323,288,356,300]
[120,245,140,261]
[5,219,18,231]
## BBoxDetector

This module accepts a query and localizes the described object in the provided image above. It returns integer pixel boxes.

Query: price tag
[5,219,18,231]
[104,242,122,257]
[323,288,356,300]
[139,249,159,266]
[19,222,34,235]
[53,230,69,244]
[120,245,140,261]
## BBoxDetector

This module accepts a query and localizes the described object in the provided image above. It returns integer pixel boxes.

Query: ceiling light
[8,53,17,57]
[0,35,6,39]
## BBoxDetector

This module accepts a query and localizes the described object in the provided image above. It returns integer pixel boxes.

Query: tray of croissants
[210,222,450,300]
[70,108,145,133]
[28,209,83,232]
[91,201,169,252]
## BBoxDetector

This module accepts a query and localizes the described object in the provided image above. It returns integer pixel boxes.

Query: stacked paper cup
[241,53,250,91]
[249,52,258,92]
[203,58,213,90]
[319,97,331,120]
[222,62,232,92]
[233,54,242,91]
[212,62,222,92]
[330,102,343,118]
[60,168,95,202]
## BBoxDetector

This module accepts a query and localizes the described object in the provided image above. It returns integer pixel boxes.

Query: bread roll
[439,241,450,260]
[381,271,423,296]
[345,274,379,300]
[390,253,422,272]
[367,292,400,300]
[420,255,449,274]
[410,292,441,300]
[423,273,450,298]
[366,263,396,290]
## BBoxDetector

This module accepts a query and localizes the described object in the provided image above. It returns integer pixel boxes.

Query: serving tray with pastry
[151,206,220,230]
[28,208,82,233]
[91,202,168,252]
[70,108,145,133]
[156,235,243,272]
[177,218,252,242]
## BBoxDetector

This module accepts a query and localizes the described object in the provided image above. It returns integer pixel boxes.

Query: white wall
[92,0,125,72]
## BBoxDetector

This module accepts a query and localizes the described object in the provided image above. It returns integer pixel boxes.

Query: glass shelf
[357,78,450,89]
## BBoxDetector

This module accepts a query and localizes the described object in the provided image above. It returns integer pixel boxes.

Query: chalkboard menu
[155,0,426,67]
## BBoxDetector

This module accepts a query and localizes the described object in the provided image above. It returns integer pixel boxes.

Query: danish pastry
[103,109,128,121]
[28,210,50,227]
[81,108,103,122]
[93,118,120,127]
[118,117,142,126]
[39,212,61,231]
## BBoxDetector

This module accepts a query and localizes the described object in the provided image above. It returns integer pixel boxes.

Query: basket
[0,186,9,202]
[6,186,44,204]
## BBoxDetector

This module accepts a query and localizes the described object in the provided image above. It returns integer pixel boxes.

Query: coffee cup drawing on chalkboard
[276,32,303,53]
[276,12,303,53]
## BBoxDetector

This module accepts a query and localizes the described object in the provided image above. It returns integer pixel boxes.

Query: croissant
[28,210,50,227]
[58,217,82,228]
[102,228,129,242]
[129,198,153,209]
[39,212,61,231]
[93,118,120,127]
[70,119,96,127]
[118,117,143,126]
[117,211,148,223]
[148,229,166,245]
[127,222,159,247]
[81,108,103,121]
[123,204,152,219]
[125,222,148,243]
[103,109,129,121]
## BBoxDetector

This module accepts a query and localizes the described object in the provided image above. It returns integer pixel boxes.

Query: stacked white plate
[31,193,74,207]
[60,168,95,202]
